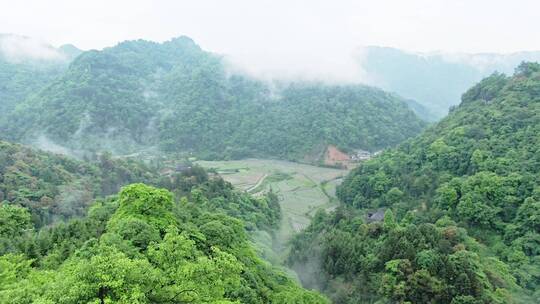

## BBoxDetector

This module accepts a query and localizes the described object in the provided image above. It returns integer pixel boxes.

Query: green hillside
[0,34,80,123]
[0,140,165,227]
[288,62,540,303]
[0,139,327,303]
[0,183,328,303]
[1,37,426,159]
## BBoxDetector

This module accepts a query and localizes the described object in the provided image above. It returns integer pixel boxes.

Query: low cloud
[34,134,75,156]
[0,34,66,63]
[442,51,540,74]
[222,45,370,84]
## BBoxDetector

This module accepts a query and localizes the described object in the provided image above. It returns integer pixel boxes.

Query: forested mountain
[288,62,540,303]
[0,34,80,122]
[1,37,426,159]
[0,183,328,303]
[0,140,166,227]
[0,140,283,233]
[0,139,326,303]
[362,46,540,119]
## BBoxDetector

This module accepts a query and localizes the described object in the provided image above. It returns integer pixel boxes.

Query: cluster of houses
[323,146,383,169]
[350,149,382,161]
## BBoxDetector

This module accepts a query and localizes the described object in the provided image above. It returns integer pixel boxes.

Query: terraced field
[196,159,348,251]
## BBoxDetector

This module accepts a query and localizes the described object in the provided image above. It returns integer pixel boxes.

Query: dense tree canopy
[0,141,167,227]
[0,183,328,303]
[0,34,80,125]
[0,138,315,302]
[0,37,426,159]
[3,33,538,304]
[0,59,64,121]
[0,140,282,237]
[289,62,540,303]
[289,208,519,303]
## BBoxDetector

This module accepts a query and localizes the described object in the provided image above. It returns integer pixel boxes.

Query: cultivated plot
[197,159,348,245]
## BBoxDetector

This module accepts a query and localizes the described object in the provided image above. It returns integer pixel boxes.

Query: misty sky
[2,0,539,81]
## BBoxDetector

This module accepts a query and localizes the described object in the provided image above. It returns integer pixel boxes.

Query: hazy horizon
[3,1,540,53]
[2,0,540,82]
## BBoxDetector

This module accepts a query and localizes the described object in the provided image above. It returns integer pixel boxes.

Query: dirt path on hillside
[246,173,268,193]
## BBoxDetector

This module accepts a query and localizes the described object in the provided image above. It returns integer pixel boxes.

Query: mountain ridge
[360,46,540,119]
[1,36,427,160]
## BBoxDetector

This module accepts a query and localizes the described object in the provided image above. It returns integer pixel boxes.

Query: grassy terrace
[197,159,348,252]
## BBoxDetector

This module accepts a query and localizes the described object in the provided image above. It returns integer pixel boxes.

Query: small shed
[366,210,385,223]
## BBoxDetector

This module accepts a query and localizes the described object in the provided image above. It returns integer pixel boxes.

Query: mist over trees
[0,35,80,122]
[0,25,539,304]
[289,63,540,303]
[0,182,329,303]
[0,36,426,160]
[361,46,540,119]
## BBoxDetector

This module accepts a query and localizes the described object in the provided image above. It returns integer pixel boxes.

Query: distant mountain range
[360,46,540,119]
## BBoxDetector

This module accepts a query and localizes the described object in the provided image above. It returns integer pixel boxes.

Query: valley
[197,159,348,252]
[1,8,539,302]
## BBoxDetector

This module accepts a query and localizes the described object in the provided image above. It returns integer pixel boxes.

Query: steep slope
[0,183,328,303]
[0,141,316,302]
[2,37,427,159]
[0,34,80,122]
[362,46,540,119]
[0,37,202,153]
[288,63,540,303]
[160,81,426,159]
[0,140,164,227]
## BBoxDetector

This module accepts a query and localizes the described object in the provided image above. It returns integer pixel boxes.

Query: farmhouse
[350,149,373,161]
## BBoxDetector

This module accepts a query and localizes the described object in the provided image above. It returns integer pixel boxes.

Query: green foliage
[0,184,328,303]
[289,210,517,303]
[383,209,396,230]
[0,204,31,237]
[108,184,176,234]
[43,246,161,303]
[0,57,68,124]
[291,63,540,303]
[1,37,426,159]
[159,81,427,160]
[0,141,164,227]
